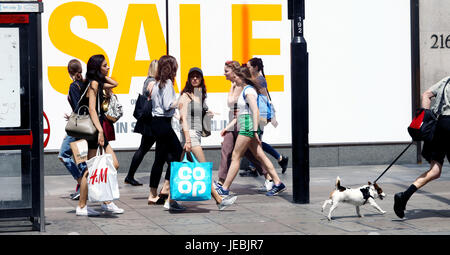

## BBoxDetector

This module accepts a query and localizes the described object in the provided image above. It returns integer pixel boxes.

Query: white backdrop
[42,0,411,151]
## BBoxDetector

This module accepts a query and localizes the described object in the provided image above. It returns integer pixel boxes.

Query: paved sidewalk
[2,163,450,235]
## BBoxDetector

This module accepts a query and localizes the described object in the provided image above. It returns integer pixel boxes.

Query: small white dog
[321,176,386,221]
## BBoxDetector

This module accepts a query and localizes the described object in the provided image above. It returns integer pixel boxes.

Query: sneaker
[213,180,223,190]
[393,192,406,219]
[101,202,124,214]
[168,201,186,212]
[279,156,289,174]
[239,167,258,177]
[217,195,237,211]
[266,182,286,196]
[70,189,80,200]
[76,206,100,216]
[215,185,230,196]
[257,180,274,192]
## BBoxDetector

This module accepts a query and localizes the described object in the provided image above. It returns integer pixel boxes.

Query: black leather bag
[133,94,152,121]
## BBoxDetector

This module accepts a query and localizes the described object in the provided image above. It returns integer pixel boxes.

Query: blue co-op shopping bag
[170,152,212,201]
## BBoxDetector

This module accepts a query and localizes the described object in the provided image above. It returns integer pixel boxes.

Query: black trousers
[149,117,183,189]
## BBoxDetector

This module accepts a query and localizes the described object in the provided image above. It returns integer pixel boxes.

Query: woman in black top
[76,54,124,215]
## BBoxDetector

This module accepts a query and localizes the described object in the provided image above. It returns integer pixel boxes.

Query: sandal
[147,193,168,205]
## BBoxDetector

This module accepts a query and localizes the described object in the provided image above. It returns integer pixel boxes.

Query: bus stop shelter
[0,0,44,232]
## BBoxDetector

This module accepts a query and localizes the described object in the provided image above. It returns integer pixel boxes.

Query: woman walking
[59,59,88,200]
[125,59,159,186]
[217,61,274,192]
[216,66,286,196]
[147,55,185,211]
[245,57,289,174]
[178,67,237,210]
[76,54,124,216]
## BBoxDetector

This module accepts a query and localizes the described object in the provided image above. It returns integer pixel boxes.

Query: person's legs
[218,130,238,184]
[247,139,281,185]
[58,135,83,181]
[222,135,252,191]
[126,135,155,185]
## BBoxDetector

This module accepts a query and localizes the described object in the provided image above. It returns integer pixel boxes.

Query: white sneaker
[258,179,274,192]
[76,206,100,216]
[217,195,237,211]
[101,202,124,214]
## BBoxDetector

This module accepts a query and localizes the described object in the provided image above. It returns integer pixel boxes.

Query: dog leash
[373,141,414,183]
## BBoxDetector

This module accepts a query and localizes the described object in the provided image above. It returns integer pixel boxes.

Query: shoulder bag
[65,82,99,140]
[408,78,450,142]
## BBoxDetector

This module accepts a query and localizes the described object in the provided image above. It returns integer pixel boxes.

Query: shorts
[181,129,202,147]
[422,115,450,165]
[238,114,260,138]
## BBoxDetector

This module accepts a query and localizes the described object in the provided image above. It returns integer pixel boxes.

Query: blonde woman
[126,59,159,186]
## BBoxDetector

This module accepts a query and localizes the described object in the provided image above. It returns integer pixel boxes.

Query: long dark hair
[248,57,265,78]
[181,69,207,102]
[234,66,262,93]
[155,55,178,88]
[85,54,106,86]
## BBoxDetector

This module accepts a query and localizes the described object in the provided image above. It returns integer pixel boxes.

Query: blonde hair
[148,59,158,77]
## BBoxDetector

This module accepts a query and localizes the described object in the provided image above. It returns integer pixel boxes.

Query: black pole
[166,0,169,55]
[410,0,421,164]
[289,0,309,204]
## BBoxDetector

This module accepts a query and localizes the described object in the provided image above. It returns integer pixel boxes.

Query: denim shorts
[58,135,87,180]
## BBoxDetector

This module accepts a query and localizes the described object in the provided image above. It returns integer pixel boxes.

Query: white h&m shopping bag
[86,147,120,202]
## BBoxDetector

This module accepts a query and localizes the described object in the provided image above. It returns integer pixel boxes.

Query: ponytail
[249,57,265,78]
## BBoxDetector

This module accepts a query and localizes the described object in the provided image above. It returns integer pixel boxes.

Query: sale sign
[42,0,291,151]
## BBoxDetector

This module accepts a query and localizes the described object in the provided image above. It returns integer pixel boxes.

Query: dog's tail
[335,176,341,189]
[335,176,346,192]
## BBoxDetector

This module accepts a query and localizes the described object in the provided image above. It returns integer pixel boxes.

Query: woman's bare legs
[222,135,252,190]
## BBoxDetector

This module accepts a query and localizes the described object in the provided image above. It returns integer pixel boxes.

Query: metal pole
[166,0,169,55]
[289,0,309,204]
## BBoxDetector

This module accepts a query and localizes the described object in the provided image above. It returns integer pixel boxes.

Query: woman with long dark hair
[178,67,237,210]
[246,57,289,174]
[75,54,124,216]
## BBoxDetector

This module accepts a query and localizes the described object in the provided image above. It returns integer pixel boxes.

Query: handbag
[133,94,153,121]
[65,82,98,140]
[105,94,123,123]
[170,152,212,201]
[202,108,212,137]
[133,80,155,121]
[408,79,450,142]
[86,147,120,202]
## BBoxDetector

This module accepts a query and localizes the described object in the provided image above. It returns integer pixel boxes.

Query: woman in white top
[215,66,286,196]
[148,55,185,211]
